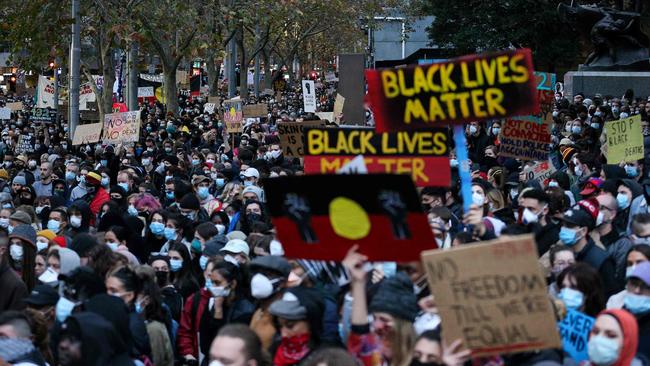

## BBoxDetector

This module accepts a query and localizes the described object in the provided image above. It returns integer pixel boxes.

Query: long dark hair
[556,263,604,317]
[108,265,141,308]
[168,242,198,297]
[135,266,168,326]
[9,240,36,292]
[627,244,650,263]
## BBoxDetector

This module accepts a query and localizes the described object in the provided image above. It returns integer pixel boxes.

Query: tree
[416,0,581,71]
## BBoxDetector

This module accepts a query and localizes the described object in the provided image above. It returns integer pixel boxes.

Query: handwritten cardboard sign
[16,135,35,154]
[304,127,450,187]
[264,174,436,261]
[421,235,561,357]
[6,102,23,112]
[242,103,268,118]
[103,111,141,144]
[606,114,644,163]
[558,309,594,362]
[498,119,551,161]
[72,122,102,145]
[277,120,327,157]
[224,99,243,133]
[366,49,538,132]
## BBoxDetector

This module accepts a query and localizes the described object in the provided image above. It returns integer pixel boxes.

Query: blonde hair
[219,182,243,203]
[389,317,416,366]
[486,188,506,211]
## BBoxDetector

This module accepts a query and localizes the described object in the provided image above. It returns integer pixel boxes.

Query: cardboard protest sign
[204,103,216,114]
[522,160,556,185]
[277,120,327,157]
[30,108,57,124]
[137,86,154,98]
[302,80,316,113]
[208,96,221,104]
[224,99,243,133]
[333,94,345,122]
[264,174,436,261]
[0,108,10,120]
[242,103,268,118]
[315,112,334,122]
[16,135,35,154]
[605,114,644,163]
[304,127,450,187]
[498,119,551,161]
[558,309,594,362]
[72,122,102,145]
[103,111,141,144]
[6,102,23,111]
[366,48,538,132]
[421,235,561,357]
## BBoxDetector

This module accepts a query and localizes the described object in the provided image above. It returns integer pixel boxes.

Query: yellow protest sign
[605,115,643,163]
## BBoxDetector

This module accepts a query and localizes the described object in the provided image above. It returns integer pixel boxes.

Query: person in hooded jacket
[65,200,92,237]
[615,178,643,235]
[83,171,109,226]
[579,309,645,366]
[622,262,650,360]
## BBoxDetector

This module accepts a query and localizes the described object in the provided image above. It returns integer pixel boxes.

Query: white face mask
[215,224,226,235]
[36,240,49,252]
[250,273,279,299]
[472,192,485,207]
[209,286,231,298]
[70,216,82,228]
[9,243,23,261]
[522,208,539,224]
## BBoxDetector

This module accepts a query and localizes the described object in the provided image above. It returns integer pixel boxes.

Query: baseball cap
[220,239,250,257]
[226,230,247,241]
[579,178,603,196]
[24,284,60,306]
[192,175,211,186]
[242,167,260,179]
[561,206,595,229]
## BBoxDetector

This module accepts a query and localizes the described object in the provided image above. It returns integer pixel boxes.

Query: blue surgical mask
[625,165,639,178]
[47,219,61,232]
[558,287,584,309]
[617,193,630,210]
[216,178,225,188]
[626,265,636,278]
[548,181,559,188]
[243,180,254,187]
[192,159,200,166]
[165,191,175,200]
[65,171,76,181]
[469,125,478,135]
[197,186,210,199]
[149,222,165,235]
[106,241,119,251]
[590,123,600,129]
[623,293,650,314]
[135,300,144,314]
[56,297,76,323]
[100,159,108,167]
[571,126,582,135]
[169,258,183,272]
[200,255,209,270]
[118,182,130,192]
[164,227,177,241]
[101,177,110,187]
[191,238,202,253]
[127,205,138,216]
[559,227,579,246]
[587,335,620,366]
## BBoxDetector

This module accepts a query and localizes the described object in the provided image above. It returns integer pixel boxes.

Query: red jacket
[177,288,211,358]
[89,187,109,226]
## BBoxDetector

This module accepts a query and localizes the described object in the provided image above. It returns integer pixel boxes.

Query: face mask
[492,127,500,135]
[36,240,48,252]
[243,180,254,187]
[164,147,172,153]
[625,165,638,178]
[142,158,151,166]
[149,222,165,235]
[205,278,213,288]
[522,208,539,224]
[271,150,282,159]
[100,159,108,167]
[0,218,9,228]
[548,181,559,188]
[7,225,14,234]
[199,255,209,270]
[9,243,23,261]
[191,159,200,166]
[135,300,144,314]
[65,171,76,181]
[571,126,581,135]
[559,287,584,309]
[472,192,484,207]
[70,215,82,228]
[587,335,620,366]
[165,191,175,200]
[106,241,119,251]
[574,165,584,177]
[250,273,280,299]
[169,258,183,272]
[155,271,168,287]
[191,238,202,253]
[35,206,45,214]
[469,125,478,135]
[118,182,130,192]
[55,297,77,323]
[620,112,629,119]
[127,205,138,216]
[624,292,650,314]
[209,286,231,298]
[617,193,630,210]
[101,177,110,187]
[1,203,11,209]
[594,111,602,117]
[215,224,226,235]
[450,158,458,168]
[198,186,210,199]
[559,226,580,246]
[47,220,61,233]
[164,227,177,241]
[590,123,600,129]
[183,211,197,221]
[247,213,262,223]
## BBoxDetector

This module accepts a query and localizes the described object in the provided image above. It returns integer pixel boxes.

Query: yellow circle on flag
[329,197,371,240]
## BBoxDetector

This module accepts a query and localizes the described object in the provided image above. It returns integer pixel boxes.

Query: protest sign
[522,160,557,186]
[421,235,561,357]
[204,103,216,114]
[16,135,35,154]
[103,111,141,144]
[224,99,243,133]
[325,71,338,82]
[7,102,23,111]
[137,86,154,98]
[304,127,450,187]
[72,122,102,145]
[112,102,128,113]
[315,112,334,122]
[30,108,57,124]
[333,94,345,122]
[366,48,538,132]
[302,80,316,113]
[265,174,436,261]
[208,96,221,104]
[36,75,55,109]
[0,108,10,120]
[278,120,327,157]
[498,119,551,161]
[605,114,644,163]
[558,309,594,362]
[242,103,268,118]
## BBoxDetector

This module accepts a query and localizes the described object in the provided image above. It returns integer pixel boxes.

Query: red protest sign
[264,174,436,262]
[303,127,450,187]
[366,48,538,132]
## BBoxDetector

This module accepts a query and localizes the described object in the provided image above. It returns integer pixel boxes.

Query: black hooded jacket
[64,312,133,366]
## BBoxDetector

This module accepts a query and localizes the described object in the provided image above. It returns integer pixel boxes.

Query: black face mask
[155,271,168,287]
[410,359,443,366]
[247,213,262,223]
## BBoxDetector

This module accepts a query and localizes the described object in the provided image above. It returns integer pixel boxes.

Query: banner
[139,73,164,83]
[605,114,644,163]
[137,86,154,98]
[16,135,35,154]
[204,103,216,114]
[72,122,102,145]
[522,160,557,186]
[366,48,538,132]
[243,103,268,118]
[302,80,316,113]
[112,102,128,113]
[79,83,96,111]
[325,72,338,82]
[6,102,23,111]
[265,174,436,261]
[0,108,10,120]
[30,108,57,124]
[103,111,141,144]
[304,128,450,187]
[421,235,562,357]
[278,121,327,157]
[224,99,243,133]
[498,119,551,160]
[36,75,56,109]
[558,309,594,362]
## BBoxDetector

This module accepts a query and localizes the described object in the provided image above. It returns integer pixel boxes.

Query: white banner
[36,75,55,109]
[0,108,11,120]
[204,103,216,114]
[137,86,154,98]
[79,83,96,111]
[139,73,164,83]
[302,80,316,113]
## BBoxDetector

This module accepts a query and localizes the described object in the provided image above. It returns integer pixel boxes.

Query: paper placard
[6,102,23,111]
[103,111,141,144]
[204,103,216,114]
[605,114,644,163]
[30,108,57,124]
[16,135,35,154]
[302,80,316,113]
[137,86,154,98]
[242,103,268,118]
[333,94,345,123]
[224,100,243,133]
[498,119,551,161]
[72,122,102,145]
[558,309,594,362]
[277,120,327,157]
[421,235,562,357]
[0,108,11,120]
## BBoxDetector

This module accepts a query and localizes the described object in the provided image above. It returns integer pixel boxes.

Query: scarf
[273,333,310,366]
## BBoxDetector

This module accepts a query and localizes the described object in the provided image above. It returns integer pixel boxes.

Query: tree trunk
[101,49,116,121]
[206,51,221,97]
[237,30,248,100]
[262,48,271,90]
[162,60,178,116]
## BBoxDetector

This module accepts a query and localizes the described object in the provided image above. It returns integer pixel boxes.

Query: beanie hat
[179,193,201,210]
[204,235,227,257]
[561,147,577,165]
[85,172,102,186]
[53,236,67,247]
[9,211,32,225]
[9,224,37,247]
[12,175,26,186]
[57,248,81,276]
[242,186,265,203]
[629,261,650,287]
[369,272,419,322]
[68,233,98,257]
[37,230,57,242]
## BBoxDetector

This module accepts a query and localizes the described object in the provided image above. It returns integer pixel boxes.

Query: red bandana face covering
[273,333,311,366]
